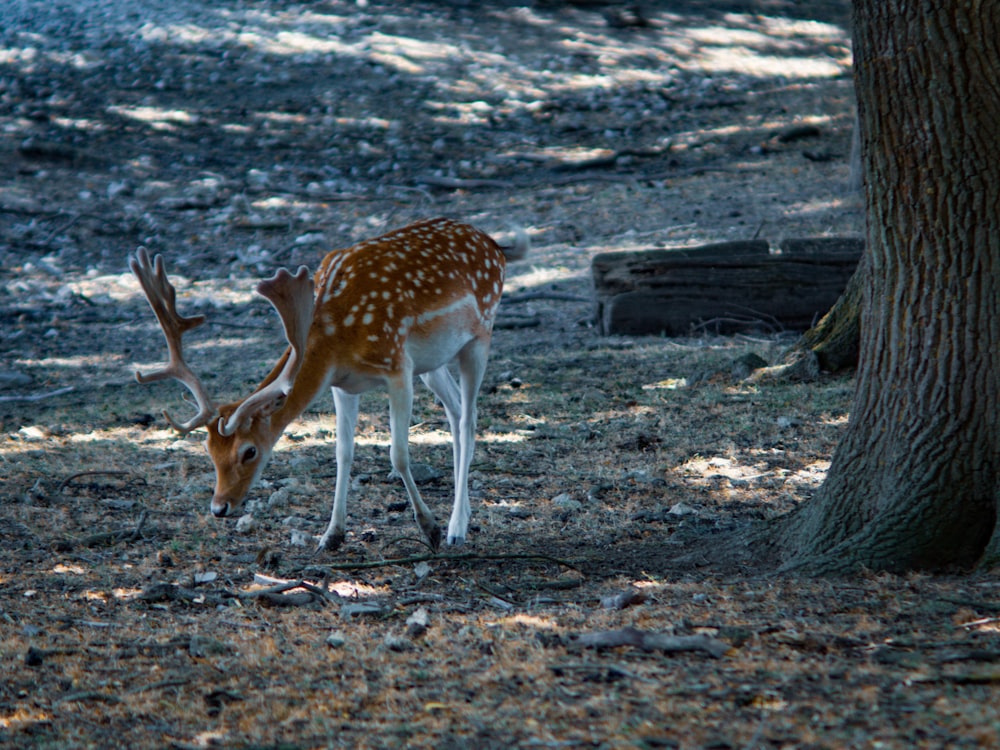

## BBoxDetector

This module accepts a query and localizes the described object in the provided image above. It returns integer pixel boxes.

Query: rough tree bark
[767,0,1000,573]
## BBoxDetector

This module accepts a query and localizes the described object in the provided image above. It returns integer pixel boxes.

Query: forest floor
[3,1,999,748]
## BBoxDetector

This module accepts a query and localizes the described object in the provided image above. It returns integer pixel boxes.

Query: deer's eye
[240,445,258,464]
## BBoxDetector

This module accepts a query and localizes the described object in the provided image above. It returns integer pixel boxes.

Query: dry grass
[5,329,1000,748]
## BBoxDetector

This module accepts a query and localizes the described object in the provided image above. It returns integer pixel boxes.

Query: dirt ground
[3,1,1000,748]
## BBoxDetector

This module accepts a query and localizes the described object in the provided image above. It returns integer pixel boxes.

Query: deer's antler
[130,247,217,434]
[219,265,314,436]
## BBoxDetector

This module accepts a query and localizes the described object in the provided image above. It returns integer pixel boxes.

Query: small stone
[341,602,388,618]
[411,463,440,484]
[552,493,583,511]
[235,514,256,534]
[25,646,44,667]
[414,561,432,581]
[189,635,230,657]
[18,426,48,441]
[383,633,414,652]
[267,488,290,508]
[505,505,532,519]
[406,607,430,638]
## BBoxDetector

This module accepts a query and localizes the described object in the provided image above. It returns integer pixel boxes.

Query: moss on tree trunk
[782,251,866,374]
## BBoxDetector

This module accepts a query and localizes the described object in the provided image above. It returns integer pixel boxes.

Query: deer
[130,217,526,551]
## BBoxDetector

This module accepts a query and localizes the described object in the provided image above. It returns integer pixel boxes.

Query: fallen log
[592,238,863,336]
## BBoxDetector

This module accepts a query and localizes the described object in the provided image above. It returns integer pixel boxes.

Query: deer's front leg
[388,374,442,550]
[318,387,359,551]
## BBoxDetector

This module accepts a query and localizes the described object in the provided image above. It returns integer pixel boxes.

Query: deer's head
[130,248,313,518]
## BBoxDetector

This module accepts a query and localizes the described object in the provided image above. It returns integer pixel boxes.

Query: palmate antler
[130,247,217,434]
[219,265,314,436]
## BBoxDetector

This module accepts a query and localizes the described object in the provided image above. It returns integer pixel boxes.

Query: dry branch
[134,583,234,608]
[0,385,75,403]
[58,470,141,494]
[241,577,333,607]
[54,690,124,706]
[550,662,653,683]
[253,591,324,607]
[417,175,516,190]
[52,510,149,552]
[572,626,730,658]
[126,678,191,694]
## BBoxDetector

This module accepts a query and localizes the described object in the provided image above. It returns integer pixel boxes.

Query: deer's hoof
[425,524,442,552]
[317,530,346,552]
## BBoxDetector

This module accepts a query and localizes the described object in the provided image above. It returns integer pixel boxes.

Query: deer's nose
[210,498,230,518]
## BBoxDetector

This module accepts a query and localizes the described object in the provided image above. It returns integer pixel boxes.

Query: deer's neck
[264,348,332,434]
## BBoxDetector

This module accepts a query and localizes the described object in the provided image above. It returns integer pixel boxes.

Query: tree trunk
[770,0,1000,573]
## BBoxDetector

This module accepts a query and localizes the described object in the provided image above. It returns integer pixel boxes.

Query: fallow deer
[130,218,526,551]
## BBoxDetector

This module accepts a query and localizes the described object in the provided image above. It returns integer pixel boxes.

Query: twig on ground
[417,175,516,190]
[572,626,731,658]
[134,583,239,609]
[379,535,438,554]
[54,690,124,706]
[58,470,140,494]
[550,662,656,684]
[252,591,325,607]
[53,509,149,552]
[468,577,519,606]
[44,212,82,244]
[126,678,191,694]
[241,577,333,607]
[397,593,450,606]
[0,386,75,403]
